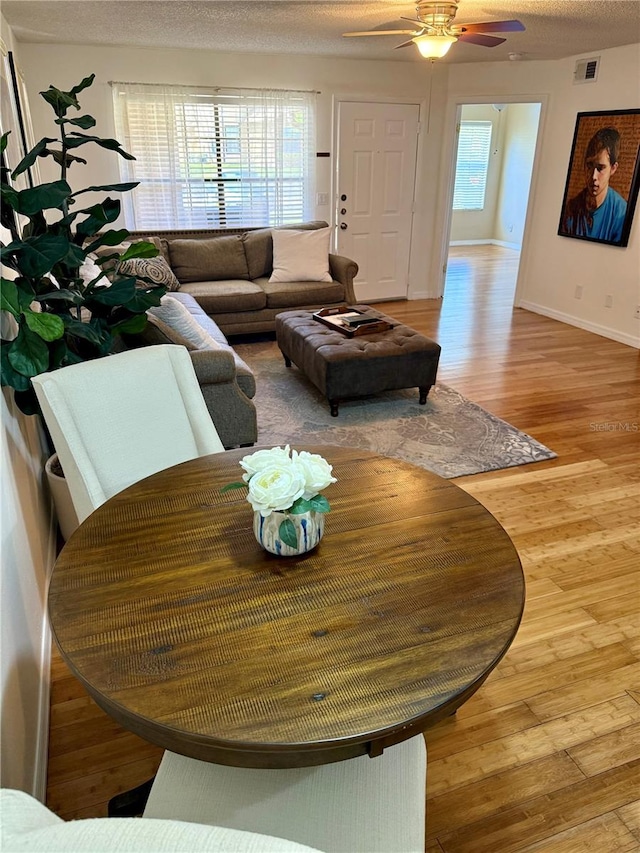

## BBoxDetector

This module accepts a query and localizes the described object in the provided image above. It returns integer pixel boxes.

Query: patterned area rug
[234,340,557,479]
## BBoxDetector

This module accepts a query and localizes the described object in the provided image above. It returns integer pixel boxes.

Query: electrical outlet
[574,285,583,299]
[316,192,329,206]
[605,294,613,308]
[635,305,640,319]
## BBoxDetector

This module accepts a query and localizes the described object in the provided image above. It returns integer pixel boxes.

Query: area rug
[234,340,556,479]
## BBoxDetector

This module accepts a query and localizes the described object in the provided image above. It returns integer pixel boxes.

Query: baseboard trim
[449,239,521,250]
[33,619,52,801]
[519,301,640,349]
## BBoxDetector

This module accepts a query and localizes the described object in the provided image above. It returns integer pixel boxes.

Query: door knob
[340,223,348,230]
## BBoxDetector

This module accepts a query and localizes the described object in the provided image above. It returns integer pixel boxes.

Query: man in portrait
[562,126,627,242]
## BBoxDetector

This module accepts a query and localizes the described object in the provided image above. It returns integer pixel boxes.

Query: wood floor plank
[45,245,639,850]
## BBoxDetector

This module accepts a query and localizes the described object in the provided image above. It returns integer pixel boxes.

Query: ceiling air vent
[574,57,600,84]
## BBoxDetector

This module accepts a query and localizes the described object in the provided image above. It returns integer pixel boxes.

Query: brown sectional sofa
[128,221,358,336]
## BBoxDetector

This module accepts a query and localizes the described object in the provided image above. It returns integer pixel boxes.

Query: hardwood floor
[47,245,640,849]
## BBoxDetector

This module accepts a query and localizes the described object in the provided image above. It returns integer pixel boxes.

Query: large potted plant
[1,73,166,536]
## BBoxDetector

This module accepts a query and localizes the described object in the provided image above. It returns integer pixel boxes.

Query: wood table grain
[48,446,525,769]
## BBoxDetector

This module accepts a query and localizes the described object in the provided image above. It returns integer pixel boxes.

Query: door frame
[332,93,427,296]
[433,92,549,306]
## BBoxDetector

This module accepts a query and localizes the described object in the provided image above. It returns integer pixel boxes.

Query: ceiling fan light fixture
[413,34,457,58]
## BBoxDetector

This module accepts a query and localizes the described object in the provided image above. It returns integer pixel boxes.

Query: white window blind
[452,121,493,211]
[112,83,316,229]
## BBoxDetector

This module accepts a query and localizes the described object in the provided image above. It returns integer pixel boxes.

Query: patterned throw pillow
[119,256,181,291]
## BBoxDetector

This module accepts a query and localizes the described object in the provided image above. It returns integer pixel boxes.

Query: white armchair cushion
[0,789,323,852]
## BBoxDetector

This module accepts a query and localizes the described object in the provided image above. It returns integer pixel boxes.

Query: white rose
[240,445,291,483]
[246,463,306,516]
[291,450,337,500]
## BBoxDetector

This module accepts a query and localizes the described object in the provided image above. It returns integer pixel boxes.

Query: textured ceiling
[3,0,640,64]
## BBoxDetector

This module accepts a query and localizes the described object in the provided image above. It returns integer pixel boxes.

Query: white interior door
[337,101,419,302]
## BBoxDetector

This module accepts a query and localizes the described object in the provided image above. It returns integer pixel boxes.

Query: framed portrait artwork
[558,109,640,248]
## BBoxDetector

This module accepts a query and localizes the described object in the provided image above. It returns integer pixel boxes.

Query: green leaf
[16,234,70,278]
[307,494,331,513]
[24,309,65,341]
[289,497,313,514]
[12,137,56,177]
[1,342,32,392]
[0,279,20,316]
[123,285,166,313]
[220,482,247,493]
[89,278,136,306]
[75,198,122,236]
[38,288,81,304]
[62,317,104,345]
[65,133,136,160]
[70,74,96,97]
[111,314,148,335]
[15,180,71,215]
[84,229,130,253]
[279,517,298,549]
[71,182,139,196]
[7,324,50,377]
[40,86,79,118]
[65,115,96,129]
[49,149,87,168]
[0,131,8,154]
[119,240,159,261]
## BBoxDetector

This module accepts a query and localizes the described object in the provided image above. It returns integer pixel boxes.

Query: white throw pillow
[148,296,221,351]
[79,254,109,287]
[269,228,332,283]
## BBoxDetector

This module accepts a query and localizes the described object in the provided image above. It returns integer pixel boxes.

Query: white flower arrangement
[222,446,337,548]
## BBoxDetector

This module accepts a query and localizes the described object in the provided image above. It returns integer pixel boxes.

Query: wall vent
[574,57,600,84]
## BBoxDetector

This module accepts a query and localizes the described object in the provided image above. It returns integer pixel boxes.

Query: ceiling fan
[343,1,525,59]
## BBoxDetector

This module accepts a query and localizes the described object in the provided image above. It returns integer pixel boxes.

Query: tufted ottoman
[275,307,441,416]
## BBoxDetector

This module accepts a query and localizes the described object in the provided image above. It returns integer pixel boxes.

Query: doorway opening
[445,102,541,309]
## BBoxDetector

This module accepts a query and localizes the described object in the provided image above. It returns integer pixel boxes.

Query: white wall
[443,43,640,347]
[0,16,56,798]
[494,102,541,247]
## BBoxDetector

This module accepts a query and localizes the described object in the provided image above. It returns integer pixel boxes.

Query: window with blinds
[112,83,316,230]
[452,121,493,211]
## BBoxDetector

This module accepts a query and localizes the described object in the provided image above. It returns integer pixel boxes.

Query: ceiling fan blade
[455,19,525,34]
[401,16,435,29]
[343,29,420,37]
[458,32,506,47]
[394,39,419,49]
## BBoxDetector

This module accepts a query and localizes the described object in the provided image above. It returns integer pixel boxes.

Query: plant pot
[253,510,324,556]
[45,453,79,542]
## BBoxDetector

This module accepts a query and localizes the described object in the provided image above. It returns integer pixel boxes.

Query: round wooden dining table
[48,445,525,769]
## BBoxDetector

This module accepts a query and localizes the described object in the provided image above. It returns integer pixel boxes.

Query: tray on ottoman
[312,306,393,337]
[276,306,441,416]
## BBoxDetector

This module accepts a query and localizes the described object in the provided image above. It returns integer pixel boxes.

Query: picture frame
[557,109,640,248]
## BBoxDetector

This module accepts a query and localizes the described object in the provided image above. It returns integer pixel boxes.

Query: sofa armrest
[329,254,358,304]
[190,348,237,385]
[189,349,258,449]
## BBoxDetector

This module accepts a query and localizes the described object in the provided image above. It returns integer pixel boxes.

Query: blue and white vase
[253,510,324,556]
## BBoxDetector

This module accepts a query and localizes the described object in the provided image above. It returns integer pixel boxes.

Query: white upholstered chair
[0,789,323,852]
[31,345,224,525]
[31,345,427,851]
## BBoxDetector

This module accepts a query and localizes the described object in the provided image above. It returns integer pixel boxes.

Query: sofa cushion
[148,296,222,350]
[170,236,250,283]
[242,228,273,280]
[259,277,346,310]
[180,280,267,314]
[120,255,181,291]
[270,228,332,283]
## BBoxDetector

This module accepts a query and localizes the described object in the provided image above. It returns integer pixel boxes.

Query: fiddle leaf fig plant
[1,73,165,415]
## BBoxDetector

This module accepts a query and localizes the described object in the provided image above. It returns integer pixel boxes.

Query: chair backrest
[32,345,225,524]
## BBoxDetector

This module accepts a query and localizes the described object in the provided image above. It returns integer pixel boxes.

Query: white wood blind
[112,83,316,229]
[452,121,493,211]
